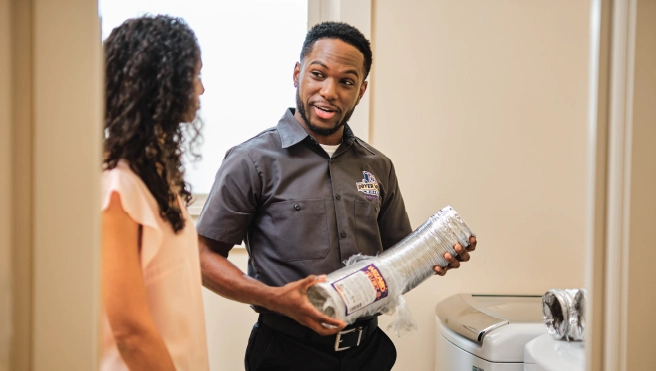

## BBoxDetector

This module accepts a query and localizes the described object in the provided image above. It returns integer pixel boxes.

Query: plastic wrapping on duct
[307,206,475,337]
[542,288,587,341]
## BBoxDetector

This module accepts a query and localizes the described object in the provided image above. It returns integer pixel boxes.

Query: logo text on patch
[356,171,380,199]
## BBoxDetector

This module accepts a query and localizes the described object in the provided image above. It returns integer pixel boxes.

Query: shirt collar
[277,108,356,149]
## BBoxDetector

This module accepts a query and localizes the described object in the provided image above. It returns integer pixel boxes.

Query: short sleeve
[196,146,261,245]
[101,164,164,265]
[378,160,412,249]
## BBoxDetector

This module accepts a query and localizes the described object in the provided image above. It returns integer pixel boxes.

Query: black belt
[259,314,378,352]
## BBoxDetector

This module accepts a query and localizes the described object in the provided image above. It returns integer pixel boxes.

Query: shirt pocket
[269,199,330,261]
[354,199,383,256]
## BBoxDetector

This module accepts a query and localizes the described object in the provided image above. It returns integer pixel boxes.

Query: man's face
[293,38,368,138]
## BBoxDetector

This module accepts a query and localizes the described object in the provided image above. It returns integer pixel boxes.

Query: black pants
[245,320,397,371]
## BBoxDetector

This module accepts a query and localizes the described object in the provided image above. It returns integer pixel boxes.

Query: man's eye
[311,71,324,78]
[343,80,354,86]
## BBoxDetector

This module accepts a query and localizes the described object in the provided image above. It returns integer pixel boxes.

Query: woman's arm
[102,191,176,370]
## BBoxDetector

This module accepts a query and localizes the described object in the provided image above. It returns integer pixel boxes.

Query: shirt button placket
[335,195,346,237]
[329,160,350,259]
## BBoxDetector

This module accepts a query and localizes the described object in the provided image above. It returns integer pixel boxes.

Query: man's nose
[319,79,337,101]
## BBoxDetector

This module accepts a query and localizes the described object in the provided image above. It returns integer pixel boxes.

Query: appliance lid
[435,293,543,343]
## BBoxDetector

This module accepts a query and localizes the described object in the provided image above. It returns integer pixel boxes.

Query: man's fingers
[319,316,346,329]
[434,265,448,276]
[454,244,470,262]
[300,300,345,333]
[304,315,345,336]
[310,322,342,336]
[445,253,461,269]
[301,274,326,291]
[468,236,477,251]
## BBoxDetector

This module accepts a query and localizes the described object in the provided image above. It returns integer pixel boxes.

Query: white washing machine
[523,333,585,371]
[435,294,547,371]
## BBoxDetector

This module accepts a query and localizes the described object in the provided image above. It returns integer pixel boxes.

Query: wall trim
[584,0,611,369]
[0,0,13,367]
[604,0,637,369]
[32,0,102,369]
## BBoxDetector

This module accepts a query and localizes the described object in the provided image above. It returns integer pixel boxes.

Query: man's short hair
[300,21,373,80]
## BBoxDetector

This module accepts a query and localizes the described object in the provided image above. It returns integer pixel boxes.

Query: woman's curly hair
[103,15,202,233]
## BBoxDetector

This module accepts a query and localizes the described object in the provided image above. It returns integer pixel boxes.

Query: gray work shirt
[197,108,412,294]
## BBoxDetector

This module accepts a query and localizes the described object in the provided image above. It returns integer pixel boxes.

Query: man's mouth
[313,105,337,120]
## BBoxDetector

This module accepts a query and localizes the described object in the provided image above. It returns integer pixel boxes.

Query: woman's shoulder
[103,159,137,178]
[103,160,142,197]
[101,160,159,221]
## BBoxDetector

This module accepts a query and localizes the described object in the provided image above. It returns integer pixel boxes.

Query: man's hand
[434,236,477,276]
[267,275,346,336]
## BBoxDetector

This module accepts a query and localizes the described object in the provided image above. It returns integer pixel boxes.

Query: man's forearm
[199,245,279,309]
[198,237,346,335]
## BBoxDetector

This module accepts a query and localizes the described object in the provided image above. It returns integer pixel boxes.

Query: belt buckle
[334,326,363,351]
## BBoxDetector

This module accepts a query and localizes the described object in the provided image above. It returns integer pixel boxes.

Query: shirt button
[374,207,378,212]
[335,194,341,200]
[340,231,347,238]
[293,204,301,211]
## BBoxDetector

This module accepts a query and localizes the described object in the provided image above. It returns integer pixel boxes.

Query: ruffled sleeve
[101,161,164,268]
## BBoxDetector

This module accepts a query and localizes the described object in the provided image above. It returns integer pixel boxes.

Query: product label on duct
[331,264,389,315]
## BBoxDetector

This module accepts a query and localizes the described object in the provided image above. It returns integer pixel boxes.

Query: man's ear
[356,80,368,105]
[293,62,301,88]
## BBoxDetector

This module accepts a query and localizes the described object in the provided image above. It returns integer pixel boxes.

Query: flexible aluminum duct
[542,288,586,341]
[542,289,576,340]
[307,206,475,325]
[569,289,586,341]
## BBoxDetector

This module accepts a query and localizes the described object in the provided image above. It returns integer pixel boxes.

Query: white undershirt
[319,143,340,158]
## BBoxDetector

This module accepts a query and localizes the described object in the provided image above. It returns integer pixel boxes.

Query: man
[197,21,476,371]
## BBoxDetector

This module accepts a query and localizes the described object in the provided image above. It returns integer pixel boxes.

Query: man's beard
[296,88,355,136]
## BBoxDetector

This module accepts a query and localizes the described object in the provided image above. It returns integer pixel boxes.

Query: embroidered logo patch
[356,171,380,199]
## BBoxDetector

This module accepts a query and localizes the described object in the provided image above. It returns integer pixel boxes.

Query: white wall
[370,1,591,370]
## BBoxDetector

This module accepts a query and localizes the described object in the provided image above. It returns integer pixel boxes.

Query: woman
[101,15,208,370]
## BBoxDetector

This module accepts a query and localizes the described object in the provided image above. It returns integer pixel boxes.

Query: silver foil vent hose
[542,288,587,341]
[307,206,475,330]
